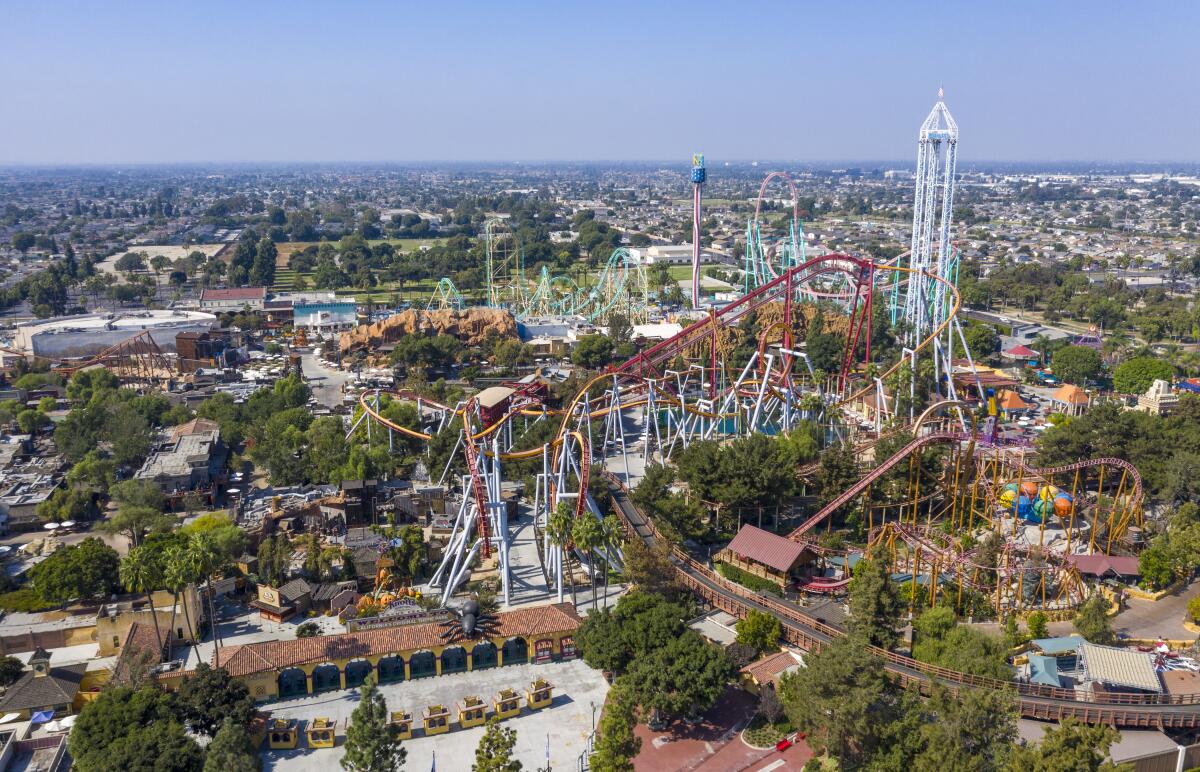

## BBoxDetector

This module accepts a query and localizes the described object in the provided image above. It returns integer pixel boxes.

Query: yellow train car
[305,717,337,749]
[266,718,299,750]
[526,678,553,710]
[423,704,451,736]
[388,710,413,741]
[493,688,521,720]
[457,696,488,728]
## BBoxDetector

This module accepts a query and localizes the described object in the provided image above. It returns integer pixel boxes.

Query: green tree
[100,504,174,547]
[1073,594,1116,645]
[68,685,203,772]
[16,408,49,435]
[250,237,278,287]
[623,631,732,722]
[1027,610,1049,640]
[577,591,693,676]
[473,716,522,772]
[572,334,615,369]
[778,636,906,768]
[175,664,255,737]
[1138,542,1176,590]
[573,514,604,610]
[111,478,166,510]
[847,557,904,650]
[1112,356,1174,395]
[1005,717,1131,771]
[619,537,679,598]
[29,537,120,603]
[0,656,24,687]
[590,683,641,772]
[735,609,781,655]
[1051,345,1103,386]
[546,502,576,605]
[916,684,1018,772]
[203,717,262,772]
[912,606,1011,679]
[342,678,406,772]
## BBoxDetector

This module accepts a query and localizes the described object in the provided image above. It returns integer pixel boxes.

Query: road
[297,350,351,408]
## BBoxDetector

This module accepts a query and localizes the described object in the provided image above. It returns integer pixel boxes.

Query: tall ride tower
[691,153,706,309]
[896,89,959,344]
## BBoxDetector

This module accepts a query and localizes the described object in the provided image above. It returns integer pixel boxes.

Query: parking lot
[259,658,609,771]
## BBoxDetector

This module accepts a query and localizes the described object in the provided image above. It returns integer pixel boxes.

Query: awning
[30,711,54,724]
[0,712,21,724]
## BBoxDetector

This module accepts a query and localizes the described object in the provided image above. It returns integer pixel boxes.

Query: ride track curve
[604,471,1200,729]
[786,432,1145,541]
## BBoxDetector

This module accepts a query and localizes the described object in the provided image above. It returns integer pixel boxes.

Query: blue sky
[0,1,1196,164]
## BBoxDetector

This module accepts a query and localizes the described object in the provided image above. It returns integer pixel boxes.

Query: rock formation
[339,307,519,354]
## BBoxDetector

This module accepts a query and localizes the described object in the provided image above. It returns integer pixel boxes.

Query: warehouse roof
[1080,642,1161,693]
[1030,635,1085,656]
[476,386,515,409]
[726,525,809,574]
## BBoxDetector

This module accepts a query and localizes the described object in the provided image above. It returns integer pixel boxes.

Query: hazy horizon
[2,1,1197,165]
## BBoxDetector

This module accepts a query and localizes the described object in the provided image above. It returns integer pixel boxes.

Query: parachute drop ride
[1000,482,1073,524]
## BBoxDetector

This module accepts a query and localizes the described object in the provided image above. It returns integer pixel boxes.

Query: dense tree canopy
[29,537,120,603]
[69,686,203,772]
[1051,345,1103,386]
[1112,356,1174,395]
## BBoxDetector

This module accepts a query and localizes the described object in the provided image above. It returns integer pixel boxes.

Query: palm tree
[599,515,624,609]
[119,547,164,660]
[164,545,198,652]
[185,532,225,652]
[546,503,575,606]
[572,514,603,612]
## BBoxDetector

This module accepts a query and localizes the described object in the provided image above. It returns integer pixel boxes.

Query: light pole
[590,700,596,732]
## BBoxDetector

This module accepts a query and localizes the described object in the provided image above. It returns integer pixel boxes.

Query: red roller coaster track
[787,431,1144,542]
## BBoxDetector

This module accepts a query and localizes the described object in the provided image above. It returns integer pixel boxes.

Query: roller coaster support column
[691,153,706,309]
[708,310,719,400]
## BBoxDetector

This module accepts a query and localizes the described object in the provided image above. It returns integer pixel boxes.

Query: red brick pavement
[631,686,813,771]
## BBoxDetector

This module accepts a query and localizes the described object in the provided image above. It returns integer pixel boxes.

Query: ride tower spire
[691,153,706,309]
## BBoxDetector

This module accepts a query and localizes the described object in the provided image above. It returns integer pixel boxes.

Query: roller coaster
[343,98,1187,722]
[472,216,650,324]
[352,247,1180,728]
[355,248,1143,611]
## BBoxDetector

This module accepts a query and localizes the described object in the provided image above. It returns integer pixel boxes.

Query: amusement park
[352,93,1144,621]
[327,90,1200,754]
[4,92,1198,772]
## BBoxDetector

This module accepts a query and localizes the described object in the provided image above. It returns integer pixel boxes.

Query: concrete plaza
[259,658,608,770]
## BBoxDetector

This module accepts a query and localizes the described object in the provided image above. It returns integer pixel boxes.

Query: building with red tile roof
[213,602,582,701]
[740,649,803,691]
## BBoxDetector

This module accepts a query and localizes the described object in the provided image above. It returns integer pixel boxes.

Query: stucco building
[214,602,581,701]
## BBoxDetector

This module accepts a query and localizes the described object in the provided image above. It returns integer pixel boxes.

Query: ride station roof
[725,525,810,574]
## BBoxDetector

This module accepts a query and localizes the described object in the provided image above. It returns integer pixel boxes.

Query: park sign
[344,597,450,633]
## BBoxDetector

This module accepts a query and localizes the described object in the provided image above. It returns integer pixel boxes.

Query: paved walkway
[630,685,812,771]
[1113,578,1200,641]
